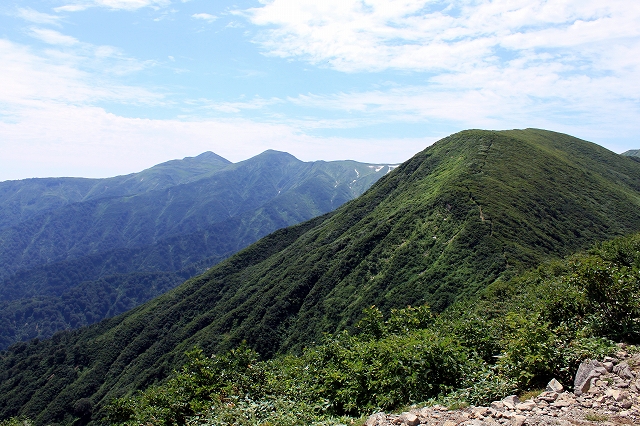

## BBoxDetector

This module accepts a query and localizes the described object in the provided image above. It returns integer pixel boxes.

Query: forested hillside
[2,129,640,425]
[0,151,394,348]
[0,152,231,230]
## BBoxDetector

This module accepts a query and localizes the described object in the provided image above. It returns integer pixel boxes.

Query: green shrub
[296,329,468,415]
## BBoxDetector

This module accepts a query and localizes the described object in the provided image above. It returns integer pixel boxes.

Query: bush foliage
[4,129,640,425]
[106,231,640,425]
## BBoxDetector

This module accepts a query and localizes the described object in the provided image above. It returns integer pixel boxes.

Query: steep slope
[0,152,394,348]
[621,149,640,157]
[0,152,232,231]
[0,151,392,280]
[3,129,640,425]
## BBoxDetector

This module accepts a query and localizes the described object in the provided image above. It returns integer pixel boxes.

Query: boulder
[613,362,635,380]
[513,415,527,426]
[605,388,627,401]
[399,413,420,426]
[536,391,558,402]
[515,401,536,411]
[552,393,575,408]
[574,360,607,396]
[364,412,387,426]
[502,395,521,409]
[490,400,505,411]
[621,399,633,409]
[546,378,563,392]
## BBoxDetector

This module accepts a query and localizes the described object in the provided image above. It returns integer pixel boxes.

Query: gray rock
[536,391,558,402]
[546,378,563,392]
[515,401,535,411]
[399,413,420,426]
[620,399,633,409]
[502,395,520,409]
[552,395,574,408]
[364,412,387,426]
[574,360,607,396]
[603,362,614,372]
[491,401,505,411]
[513,415,527,426]
[613,362,635,380]
[462,420,486,426]
[605,388,627,401]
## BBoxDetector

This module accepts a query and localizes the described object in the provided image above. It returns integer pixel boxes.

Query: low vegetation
[106,231,640,425]
[2,129,640,425]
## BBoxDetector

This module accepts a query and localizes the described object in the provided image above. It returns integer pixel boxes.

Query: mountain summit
[3,129,640,424]
[0,152,396,349]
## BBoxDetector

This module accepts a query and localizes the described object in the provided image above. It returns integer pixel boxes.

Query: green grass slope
[2,129,640,424]
[0,152,393,349]
[621,149,640,157]
[0,152,232,231]
[0,151,393,281]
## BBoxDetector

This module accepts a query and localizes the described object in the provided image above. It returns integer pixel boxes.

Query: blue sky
[1,0,639,180]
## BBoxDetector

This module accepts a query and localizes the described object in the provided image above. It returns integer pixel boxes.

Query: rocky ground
[364,346,640,426]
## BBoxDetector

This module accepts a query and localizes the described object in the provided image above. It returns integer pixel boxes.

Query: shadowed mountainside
[0,151,395,348]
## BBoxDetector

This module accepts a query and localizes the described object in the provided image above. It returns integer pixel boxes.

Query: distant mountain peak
[193,151,232,163]
[256,149,300,160]
[621,149,640,158]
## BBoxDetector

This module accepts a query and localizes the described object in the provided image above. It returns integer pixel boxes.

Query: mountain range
[0,151,396,349]
[1,128,640,425]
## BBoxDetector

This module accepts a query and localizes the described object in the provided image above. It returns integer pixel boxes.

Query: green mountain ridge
[0,152,232,231]
[621,149,640,157]
[0,150,392,281]
[0,151,395,349]
[2,129,640,424]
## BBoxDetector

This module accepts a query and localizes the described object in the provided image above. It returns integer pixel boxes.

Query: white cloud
[240,0,640,142]
[0,103,425,180]
[196,97,283,113]
[55,0,171,12]
[192,13,217,23]
[243,0,640,72]
[0,38,423,181]
[0,39,161,111]
[29,28,79,46]
[16,8,63,25]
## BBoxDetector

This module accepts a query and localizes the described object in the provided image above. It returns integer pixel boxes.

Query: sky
[1,0,639,181]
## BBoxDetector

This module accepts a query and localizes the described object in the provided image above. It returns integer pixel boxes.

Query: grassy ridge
[109,231,640,425]
[0,152,392,349]
[2,129,640,424]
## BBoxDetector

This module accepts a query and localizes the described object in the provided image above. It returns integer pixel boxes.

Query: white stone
[605,388,625,401]
[502,395,520,409]
[512,415,527,426]
[515,401,535,411]
[399,413,420,426]
[546,378,563,392]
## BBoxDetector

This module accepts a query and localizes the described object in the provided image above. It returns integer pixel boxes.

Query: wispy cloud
[29,28,79,46]
[240,0,640,141]
[55,0,171,12]
[0,37,422,181]
[0,39,162,111]
[192,13,217,23]
[0,102,422,180]
[16,8,63,25]
[243,0,640,72]
[194,96,283,113]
